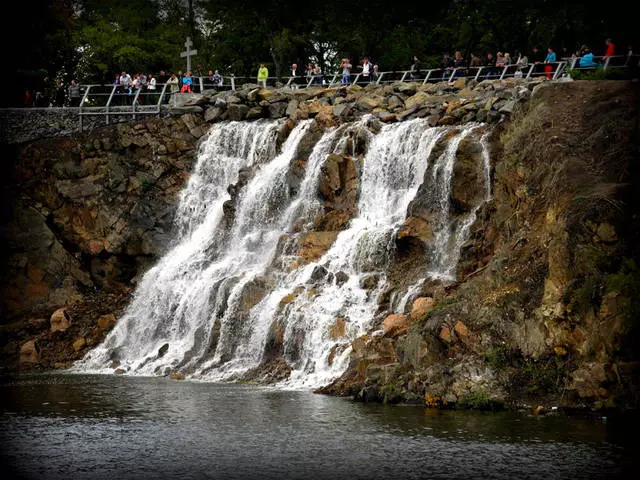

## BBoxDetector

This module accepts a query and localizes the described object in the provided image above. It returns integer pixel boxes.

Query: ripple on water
[0,373,637,480]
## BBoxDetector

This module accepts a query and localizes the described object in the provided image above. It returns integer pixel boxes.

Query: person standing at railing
[359,57,372,83]
[68,80,81,107]
[257,63,269,88]
[213,70,223,90]
[579,47,597,68]
[409,55,420,80]
[340,58,351,85]
[54,79,65,107]
[181,72,193,93]
[167,73,179,99]
[544,47,556,80]
[484,52,496,79]
[147,74,156,93]
[314,65,323,85]
[439,53,453,81]
[452,51,466,79]
[371,64,379,83]
[604,38,615,59]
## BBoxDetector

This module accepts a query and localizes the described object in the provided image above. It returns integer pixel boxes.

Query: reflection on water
[1,374,638,480]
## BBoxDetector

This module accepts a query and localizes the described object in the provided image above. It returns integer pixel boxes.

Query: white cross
[180,36,198,73]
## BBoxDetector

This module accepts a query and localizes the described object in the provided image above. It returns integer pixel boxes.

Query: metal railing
[78,83,170,130]
[563,54,640,71]
[58,55,640,127]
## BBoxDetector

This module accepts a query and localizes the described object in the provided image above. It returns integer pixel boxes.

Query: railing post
[552,62,565,80]
[448,68,457,82]
[499,66,508,80]
[525,64,535,79]
[105,85,117,125]
[330,73,338,87]
[376,72,384,85]
[157,83,168,115]
[230,75,236,91]
[352,73,361,86]
[475,67,484,81]
[132,88,141,120]
[423,69,433,84]
[603,56,611,70]
[79,85,91,132]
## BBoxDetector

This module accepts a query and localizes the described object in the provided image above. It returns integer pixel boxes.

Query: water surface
[1,374,637,479]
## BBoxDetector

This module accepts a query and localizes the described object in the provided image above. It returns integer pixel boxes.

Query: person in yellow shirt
[257,63,269,88]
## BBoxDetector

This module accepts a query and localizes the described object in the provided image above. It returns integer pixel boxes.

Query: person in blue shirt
[544,47,556,79]
[180,72,193,93]
[579,48,598,68]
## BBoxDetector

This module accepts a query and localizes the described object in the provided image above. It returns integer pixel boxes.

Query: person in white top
[147,74,156,91]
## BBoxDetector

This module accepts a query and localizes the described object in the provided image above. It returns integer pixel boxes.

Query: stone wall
[0,108,165,145]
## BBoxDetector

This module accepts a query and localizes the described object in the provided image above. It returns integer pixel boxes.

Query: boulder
[329,317,347,340]
[227,103,249,121]
[204,106,224,122]
[383,314,410,336]
[297,232,339,262]
[19,340,39,364]
[50,308,71,332]
[268,101,288,118]
[405,92,431,110]
[397,216,433,244]
[72,337,86,352]
[97,313,116,330]
[246,106,265,120]
[411,297,436,319]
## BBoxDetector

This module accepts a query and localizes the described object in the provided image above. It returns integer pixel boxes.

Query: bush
[457,389,505,411]
[567,67,626,80]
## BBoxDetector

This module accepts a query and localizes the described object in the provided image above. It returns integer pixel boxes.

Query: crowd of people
[21,38,634,107]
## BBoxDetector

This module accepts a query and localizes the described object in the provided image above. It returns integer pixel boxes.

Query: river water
[0,374,637,479]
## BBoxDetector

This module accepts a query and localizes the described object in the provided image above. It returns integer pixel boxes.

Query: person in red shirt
[604,38,615,58]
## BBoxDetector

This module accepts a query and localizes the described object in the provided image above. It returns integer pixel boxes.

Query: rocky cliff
[1,79,638,411]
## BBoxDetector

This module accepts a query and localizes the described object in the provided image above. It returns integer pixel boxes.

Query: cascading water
[77,115,492,389]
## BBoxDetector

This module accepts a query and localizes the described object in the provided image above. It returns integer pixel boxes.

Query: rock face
[1,79,638,414]
[320,81,640,411]
[50,308,71,332]
[1,114,200,371]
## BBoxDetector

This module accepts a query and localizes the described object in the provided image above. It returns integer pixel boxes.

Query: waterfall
[77,116,492,388]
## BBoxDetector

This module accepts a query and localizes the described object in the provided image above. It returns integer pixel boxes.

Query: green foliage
[484,344,511,372]
[457,389,505,411]
[567,68,627,80]
[9,0,638,89]
[607,258,640,324]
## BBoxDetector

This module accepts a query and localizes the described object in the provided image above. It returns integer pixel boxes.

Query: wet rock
[296,231,339,262]
[411,297,436,319]
[246,106,265,120]
[268,101,288,118]
[335,271,349,286]
[308,265,328,283]
[97,313,116,330]
[158,343,169,358]
[383,314,410,336]
[19,340,39,364]
[329,317,347,340]
[72,337,86,352]
[359,274,380,290]
[50,308,71,332]
[227,103,249,121]
[204,106,224,122]
[397,216,433,244]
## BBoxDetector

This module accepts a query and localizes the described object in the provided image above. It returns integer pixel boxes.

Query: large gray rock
[227,103,250,121]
